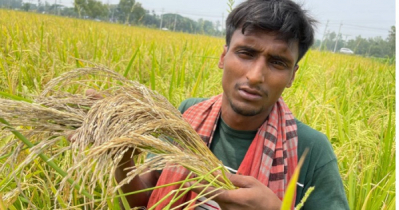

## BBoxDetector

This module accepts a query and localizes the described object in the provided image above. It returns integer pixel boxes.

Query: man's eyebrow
[235,46,259,53]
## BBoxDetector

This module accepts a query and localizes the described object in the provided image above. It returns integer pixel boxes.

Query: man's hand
[85,89,103,100]
[190,173,282,210]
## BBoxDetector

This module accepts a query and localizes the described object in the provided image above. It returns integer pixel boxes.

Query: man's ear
[218,45,228,69]
[286,65,299,88]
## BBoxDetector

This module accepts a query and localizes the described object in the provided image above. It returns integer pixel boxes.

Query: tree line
[1,0,223,36]
[313,26,395,59]
[0,0,394,59]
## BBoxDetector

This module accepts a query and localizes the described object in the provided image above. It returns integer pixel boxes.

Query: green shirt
[178,98,349,210]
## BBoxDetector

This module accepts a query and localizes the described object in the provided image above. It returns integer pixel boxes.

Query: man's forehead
[234,29,299,49]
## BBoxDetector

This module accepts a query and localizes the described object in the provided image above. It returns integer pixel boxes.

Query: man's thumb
[228,173,255,188]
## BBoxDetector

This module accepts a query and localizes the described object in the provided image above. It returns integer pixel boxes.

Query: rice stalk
[280,149,308,210]
[0,67,234,209]
[295,187,315,210]
[0,99,82,133]
[0,118,94,201]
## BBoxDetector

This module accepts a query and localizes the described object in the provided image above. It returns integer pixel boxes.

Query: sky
[60,0,396,40]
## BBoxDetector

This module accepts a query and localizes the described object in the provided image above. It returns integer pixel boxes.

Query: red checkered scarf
[148,94,298,209]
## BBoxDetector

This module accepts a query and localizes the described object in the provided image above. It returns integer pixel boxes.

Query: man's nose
[246,59,265,85]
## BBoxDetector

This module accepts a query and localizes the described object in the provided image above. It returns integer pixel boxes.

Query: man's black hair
[225,0,317,63]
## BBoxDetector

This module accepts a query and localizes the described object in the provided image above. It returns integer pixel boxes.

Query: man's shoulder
[178,98,208,114]
[296,119,336,168]
[295,119,330,147]
[295,120,349,209]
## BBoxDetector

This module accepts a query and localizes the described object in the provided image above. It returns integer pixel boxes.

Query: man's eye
[271,60,287,67]
[237,51,253,58]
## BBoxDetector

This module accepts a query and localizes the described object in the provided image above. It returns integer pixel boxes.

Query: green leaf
[281,149,308,210]
[0,91,32,103]
[123,47,140,77]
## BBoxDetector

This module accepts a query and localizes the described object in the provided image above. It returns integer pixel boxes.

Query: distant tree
[320,31,335,50]
[142,10,159,28]
[130,2,145,24]
[367,36,385,57]
[73,0,107,19]
[22,2,31,11]
[37,0,45,12]
[74,0,87,18]
[387,26,395,57]
[161,13,178,31]
[215,20,222,36]
[37,0,41,9]
[108,4,118,22]
[5,0,23,9]
[60,7,78,17]
[203,20,215,35]
[317,26,394,58]
[42,1,60,14]
[117,0,134,24]
[319,31,345,52]
[343,34,394,58]
[86,0,108,19]
[312,39,321,49]
[43,1,50,12]
[181,17,198,33]
[197,18,205,34]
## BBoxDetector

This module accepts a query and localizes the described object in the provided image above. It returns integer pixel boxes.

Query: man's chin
[230,103,262,117]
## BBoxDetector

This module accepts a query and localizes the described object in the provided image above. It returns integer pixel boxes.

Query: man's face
[219,29,299,117]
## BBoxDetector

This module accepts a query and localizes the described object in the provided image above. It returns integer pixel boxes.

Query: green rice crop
[0,9,395,209]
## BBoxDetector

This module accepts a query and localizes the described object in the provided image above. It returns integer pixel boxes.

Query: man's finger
[85,89,103,100]
[66,131,77,142]
[227,173,256,188]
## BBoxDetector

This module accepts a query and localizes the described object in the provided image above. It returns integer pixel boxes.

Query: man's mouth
[238,87,263,100]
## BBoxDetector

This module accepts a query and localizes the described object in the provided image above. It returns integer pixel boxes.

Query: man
[115,0,349,209]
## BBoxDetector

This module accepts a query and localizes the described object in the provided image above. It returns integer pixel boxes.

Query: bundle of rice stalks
[0,67,234,209]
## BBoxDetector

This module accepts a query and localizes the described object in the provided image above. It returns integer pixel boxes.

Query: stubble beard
[228,97,263,117]
[226,83,267,117]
